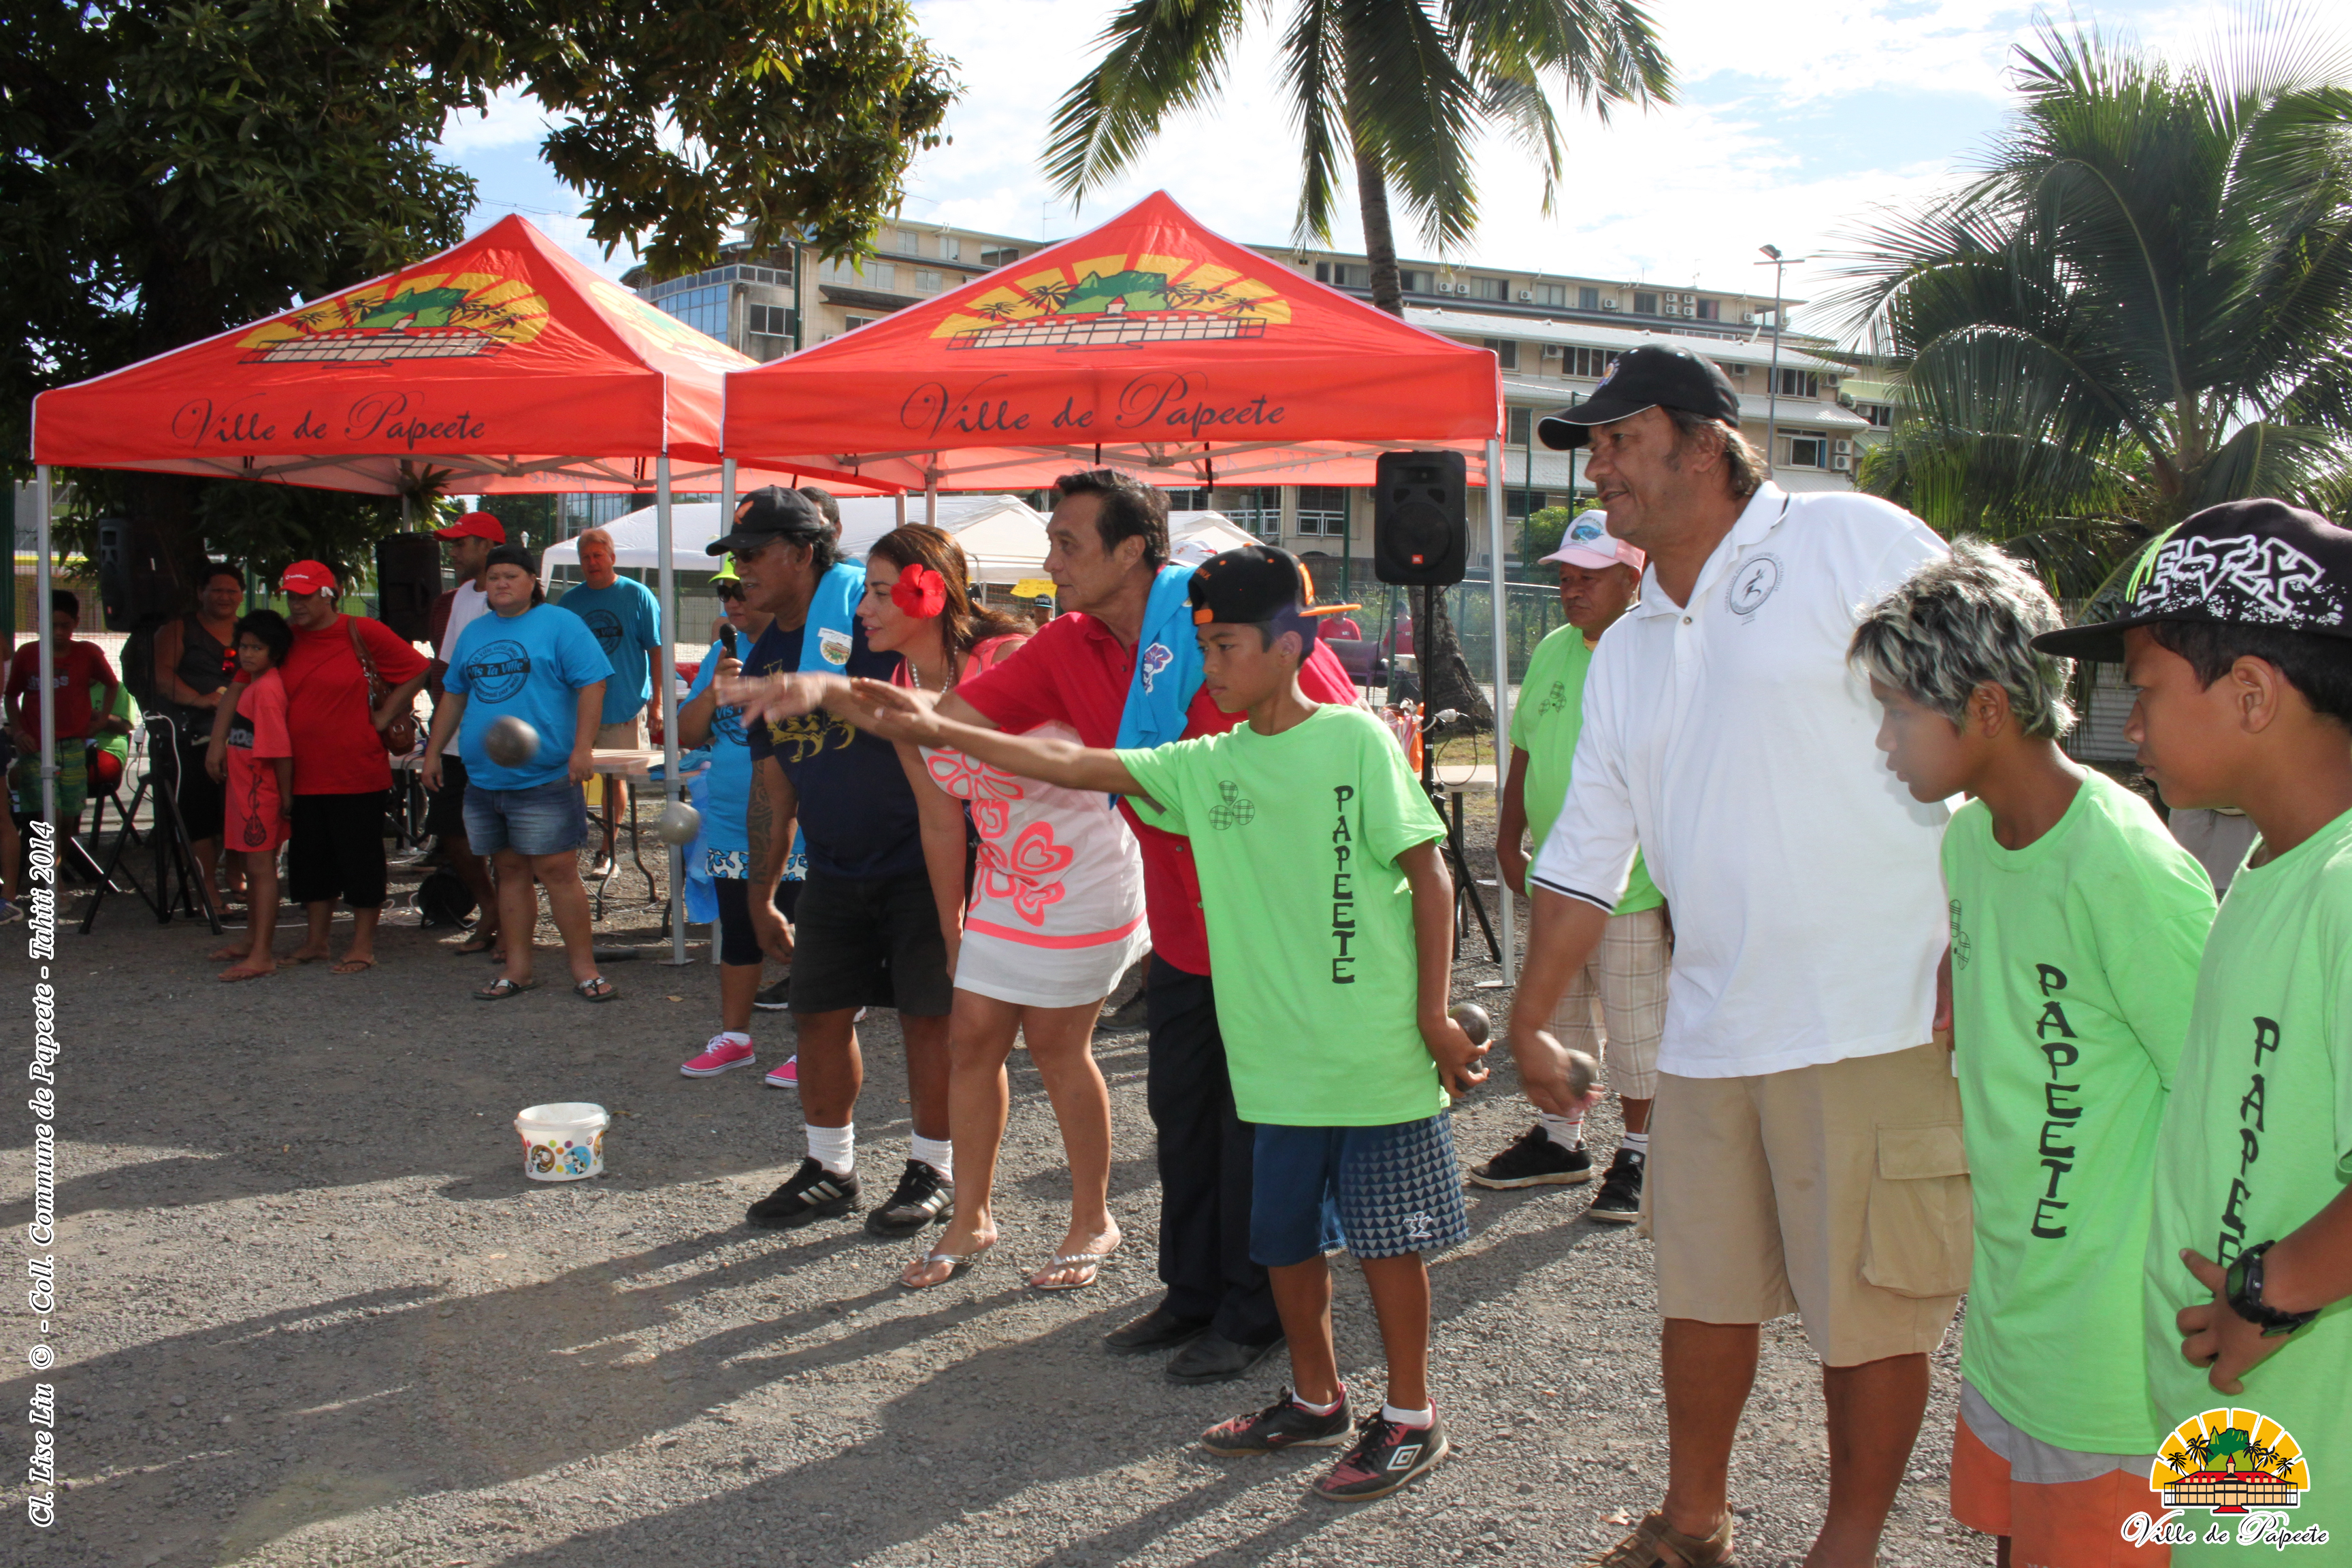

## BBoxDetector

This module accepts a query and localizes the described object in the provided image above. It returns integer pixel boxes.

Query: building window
[979,246,1021,269]
[864,262,896,291]
[1162,488,1210,512]
[892,229,920,254]
[1857,402,1895,427]
[1482,337,1518,371]
[1505,489,1547,520]
[843,314,877,333]
[1773,368,1820,399]
[1296,486,1351,537]
[1507,407,1534,447]
[1218,487,1283,541]
[1695,299,1720,321]
[913,269,943,293]
[1469,276,1509,301]
[939,235,962,261]
[1633,291,1659,316]
[1316,261,1372,289]
[1579,287,1601,310]
[653,283,730,340]
[747,303,796,339]
[1714,360,1746,380]
[1401,270,1436,295]
[1536,282,1567,308]
[1570,346,1620,380]
[1786,431,1830,468]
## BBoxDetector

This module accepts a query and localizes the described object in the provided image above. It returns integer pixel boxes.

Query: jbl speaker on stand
[1372,451,1469,586]
[95,517,181,632]
[375,532,444,642]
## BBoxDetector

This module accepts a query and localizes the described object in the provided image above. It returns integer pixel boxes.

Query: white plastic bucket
[514,1102,609,1181]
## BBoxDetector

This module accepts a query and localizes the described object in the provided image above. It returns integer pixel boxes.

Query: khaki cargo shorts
[1648,1041,1970,1367]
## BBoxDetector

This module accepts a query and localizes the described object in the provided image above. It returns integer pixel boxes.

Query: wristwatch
[2225,1241,2321,1337]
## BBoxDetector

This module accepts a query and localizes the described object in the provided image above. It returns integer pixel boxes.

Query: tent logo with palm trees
[2151,1407,2310,1516]
[938,255,1290,353]
[240,270,551,365]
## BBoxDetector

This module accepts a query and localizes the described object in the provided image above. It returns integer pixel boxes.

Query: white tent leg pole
[35,464,57,830]
[657,455,686,964]
[1485,438,1514,983]
[895,492,907,527]
[924,485,937,527]
[715,457,736,967]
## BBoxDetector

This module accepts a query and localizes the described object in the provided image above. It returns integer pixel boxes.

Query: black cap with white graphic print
[2031,499,2352,663]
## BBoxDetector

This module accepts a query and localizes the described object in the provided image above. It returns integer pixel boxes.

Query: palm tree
[1828,14,2352,597]
[1046,0,1672,725]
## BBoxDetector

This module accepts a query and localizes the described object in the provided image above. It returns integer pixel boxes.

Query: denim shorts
[463,778,588,858]
[1250,1115,1471,1267]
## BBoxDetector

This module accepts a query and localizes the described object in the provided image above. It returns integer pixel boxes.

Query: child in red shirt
[214,612,294,982]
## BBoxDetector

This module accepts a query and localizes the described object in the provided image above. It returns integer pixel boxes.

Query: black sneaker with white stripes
[1585,1145,1646,1224]
[745,1158,861,1229]
[1467,1124,1593,1189]
[753,977,793,1011]
[864,1159,953,1237]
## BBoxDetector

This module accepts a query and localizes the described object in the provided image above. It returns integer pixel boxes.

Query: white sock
[909,1132,953,1179]
[806,1122,855,1177]
[1293,1386,1344,1416]
[1382,1402,1435,1429]
[1621,1130,1650,1155]
[1537,1111,1585,1150]
[721,1030,750,1046]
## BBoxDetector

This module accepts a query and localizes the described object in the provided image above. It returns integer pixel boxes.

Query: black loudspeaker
[95,517,180,632]
[1373,451,1469,586]
[375,533,444,642]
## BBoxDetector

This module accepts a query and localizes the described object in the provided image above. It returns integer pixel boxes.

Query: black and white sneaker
[753,977,793,1011]
[864,1160,953,1237]
[1467,1124,1593,1189]
[1314,1409,1451,1501]
[745,1158,861,1229]
[1200,1389,1354,1454]
[1585,1145,1645,1224]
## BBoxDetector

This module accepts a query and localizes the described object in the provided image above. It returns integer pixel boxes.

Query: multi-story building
[624,222,1873,570]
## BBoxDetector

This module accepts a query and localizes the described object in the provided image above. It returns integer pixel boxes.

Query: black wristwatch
[2225,1241,2321,1337]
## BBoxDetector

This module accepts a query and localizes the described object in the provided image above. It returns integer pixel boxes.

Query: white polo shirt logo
[1726,553,1783,616]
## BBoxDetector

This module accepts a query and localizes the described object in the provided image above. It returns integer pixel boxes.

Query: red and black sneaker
[1313,1409,1450,1501]
[1201,1388,1354,1455]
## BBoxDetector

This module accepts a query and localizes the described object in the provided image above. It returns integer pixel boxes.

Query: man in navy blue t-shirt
[714,487,956,1238]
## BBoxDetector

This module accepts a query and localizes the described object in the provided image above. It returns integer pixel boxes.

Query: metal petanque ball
[654,800,703,846]
[482,715,540,768]
[1448,1002,1490,1045]
[1535,1028,1600,1099]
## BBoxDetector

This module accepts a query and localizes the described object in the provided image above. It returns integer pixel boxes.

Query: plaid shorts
[1548,904,1671,1100]
[1250,1114,1472,1267]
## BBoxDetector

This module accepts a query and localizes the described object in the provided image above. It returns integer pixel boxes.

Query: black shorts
[287,791,389,909]
[788,867,950,1017]
[425,753,470,838]
[710,877,797,967]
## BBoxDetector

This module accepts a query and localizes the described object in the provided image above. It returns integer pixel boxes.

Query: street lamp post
[1754,245,1811,481]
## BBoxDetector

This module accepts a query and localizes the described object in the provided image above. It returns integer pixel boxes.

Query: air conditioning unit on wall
[1541,343,1564,358]
[1518,290,1533,301]
[1601,299,1618,310]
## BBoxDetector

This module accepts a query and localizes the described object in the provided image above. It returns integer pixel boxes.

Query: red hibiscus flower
[891,562,948,619]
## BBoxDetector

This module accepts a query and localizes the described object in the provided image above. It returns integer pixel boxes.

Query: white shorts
[952,913,1151,1011]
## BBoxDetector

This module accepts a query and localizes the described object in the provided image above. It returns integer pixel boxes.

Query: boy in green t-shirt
[1855,541,2216,1566]
[2033,500,2352,1561]
[851,545,1486,1503]
[1478,510,1668,1220]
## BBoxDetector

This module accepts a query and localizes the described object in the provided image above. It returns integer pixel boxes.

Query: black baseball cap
[1537,345,1744,450]
[706,485,827,556]
[2031,499,2352,663]
[1188,545,1357,628]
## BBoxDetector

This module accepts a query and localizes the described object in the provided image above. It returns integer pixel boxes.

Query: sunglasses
[714,584,746,602]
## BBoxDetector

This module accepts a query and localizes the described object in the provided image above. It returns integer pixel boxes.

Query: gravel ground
[3,801,1989,1568]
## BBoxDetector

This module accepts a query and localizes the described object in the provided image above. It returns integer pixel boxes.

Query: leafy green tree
[1520,504,1576,564]
[1829,16,2352,595]
[1044,0,1670,725]
[5,0,951,594]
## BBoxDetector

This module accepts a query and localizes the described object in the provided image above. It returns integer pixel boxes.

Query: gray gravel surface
[3,818,1988,1567]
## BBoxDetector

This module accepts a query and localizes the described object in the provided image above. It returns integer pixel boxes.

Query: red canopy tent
[25,214,852,955]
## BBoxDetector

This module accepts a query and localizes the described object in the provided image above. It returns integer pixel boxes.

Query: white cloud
[438,86,553,154]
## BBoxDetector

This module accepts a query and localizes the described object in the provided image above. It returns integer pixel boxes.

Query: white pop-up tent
[539,493,1050,584]
[1166,511,1265,566]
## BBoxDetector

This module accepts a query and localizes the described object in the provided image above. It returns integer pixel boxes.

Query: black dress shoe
[1103,1303,1213,1356]
[1166,1330,1284,1384]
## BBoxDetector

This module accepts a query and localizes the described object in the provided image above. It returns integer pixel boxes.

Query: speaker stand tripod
[80,716,225,936]
[1416,583,1499,964]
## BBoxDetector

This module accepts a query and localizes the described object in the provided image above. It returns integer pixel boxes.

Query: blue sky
[439,0,2222,336]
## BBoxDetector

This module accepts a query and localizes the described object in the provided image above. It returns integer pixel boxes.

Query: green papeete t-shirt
[1512,625,1661,914]
[1119,703,1448,1127]
[1944,770,2215,1454]
[2144,806,2352,1561]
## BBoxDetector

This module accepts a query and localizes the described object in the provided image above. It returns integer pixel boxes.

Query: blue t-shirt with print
[682,640,753,858]
[742,617,919,880]
[444,604,614,790]
[555,576,662,725]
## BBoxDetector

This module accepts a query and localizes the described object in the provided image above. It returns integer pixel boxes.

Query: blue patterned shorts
[1250,1114,1471,1266]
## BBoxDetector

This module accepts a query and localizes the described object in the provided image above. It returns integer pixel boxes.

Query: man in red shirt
[945,470,1358,1384]
[7,589,120,834]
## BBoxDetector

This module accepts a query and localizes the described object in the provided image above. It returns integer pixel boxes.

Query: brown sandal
[1588,1510,1734,1568]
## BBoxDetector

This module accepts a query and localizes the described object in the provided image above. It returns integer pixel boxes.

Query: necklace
[906,644,955,693]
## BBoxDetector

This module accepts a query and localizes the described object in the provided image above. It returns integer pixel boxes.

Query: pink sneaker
[764,1056,800,1090]
[681,1035,756,1077]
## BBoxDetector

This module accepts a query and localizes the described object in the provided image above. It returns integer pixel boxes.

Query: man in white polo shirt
[1507,346,1965,1568]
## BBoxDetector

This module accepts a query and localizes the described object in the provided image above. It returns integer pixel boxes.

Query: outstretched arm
[847,679,1145,798]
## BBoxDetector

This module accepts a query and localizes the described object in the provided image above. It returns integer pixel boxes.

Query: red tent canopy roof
[33,214,881,495]
[723,191,1501,491]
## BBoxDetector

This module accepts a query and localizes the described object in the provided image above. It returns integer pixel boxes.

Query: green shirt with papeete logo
[1944,770,2215,1454]
[2144,806,2352,1560]
[1512,625,1662,913]
[1118,703,1448,1127]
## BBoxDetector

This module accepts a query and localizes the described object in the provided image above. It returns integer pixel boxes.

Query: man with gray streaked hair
[1852,538,2215,1567]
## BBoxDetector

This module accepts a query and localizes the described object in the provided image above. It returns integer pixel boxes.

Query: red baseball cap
[434,510,507,544]
[280,559,338,597]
